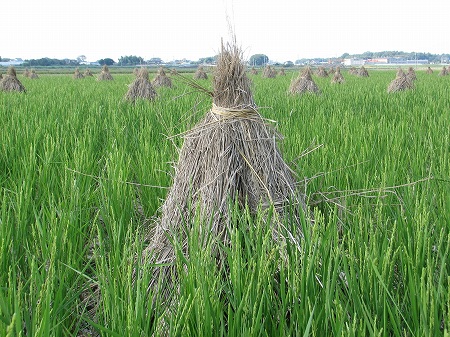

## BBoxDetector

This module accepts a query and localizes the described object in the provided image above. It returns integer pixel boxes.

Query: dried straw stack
[142,39,309,301]
[23,68,31,77]
[193,66,208,79]
[331,67,344,84]
[406,67,417,82]
[84,69,94,77]
[125,67,157,101]
[262,64,276,78]
[152,67,172,88]
[279,68,286,76]
[170,68,178,76]
[73,68,84,79]
[426,67,433,74]
[0,66,26,92]
[316,66,329,77]
[438,66,448,76]
[348,67,358,75]
[250,67,258,75]
[97,65,113,81]
[29,69,39,79]
[357,66,369,77]
[289,67,320,94]
[387,68,414,93]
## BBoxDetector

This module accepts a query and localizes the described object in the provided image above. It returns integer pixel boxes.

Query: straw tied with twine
[210,103,258,118]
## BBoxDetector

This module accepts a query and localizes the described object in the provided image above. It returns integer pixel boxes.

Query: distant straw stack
[357,66,369,77]
[152,67,172,88]
[23,68,31,77]
[289,67,320,94]
[349,67,358,75]
[193,66,208,79]
[331,67,344,84]
[73,68,84,79]
[0,66,26,92]
[29,69,39,79]
[438,66,448,76]
[279,68,286,76]
[406,67,417,82]
[262,64,276,78]
[125,67,157,101]
[316,66,328,77]
[97,65,114,80]
[250,67,258,75]
[170,68,178,76]
[84,69,93,77]
[387,68,414,93]
[425,67,433,74]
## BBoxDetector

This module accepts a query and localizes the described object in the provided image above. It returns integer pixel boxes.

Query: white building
[343,58,365,66]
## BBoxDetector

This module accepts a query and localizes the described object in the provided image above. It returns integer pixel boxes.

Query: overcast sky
[3,0,449,62]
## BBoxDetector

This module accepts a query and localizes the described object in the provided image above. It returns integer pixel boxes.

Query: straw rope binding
[211,103,258,118]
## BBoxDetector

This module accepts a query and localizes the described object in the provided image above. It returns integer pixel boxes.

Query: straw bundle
[133,67,140,76]
[0,72,2,80]
[152,67,172,88]
[142,39,309,301]
[23,68,30,77]
[97,65,113,81]
[84,69,94,77]
[170,68,178,76]
[73,68,84,79]
[331,67,344,84]
[316,66,329,77]
[125,67,157,101]
[387,68,414,93]
[262,64,276,78]
[357,66,369,77]
[29,69,39,79]
[349,67,358,75]
[193,66,208,79]
[425,67,433,74]
[279,68,286,76]
[250,67,258,75]
[438,66,448,76]
[289,67,320,94]
[0,66,26,92]
[406,67,416,82]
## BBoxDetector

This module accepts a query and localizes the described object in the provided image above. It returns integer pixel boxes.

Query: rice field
[0,68,449,336]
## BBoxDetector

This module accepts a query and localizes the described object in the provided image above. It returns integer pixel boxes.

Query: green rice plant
[0,70,448,336]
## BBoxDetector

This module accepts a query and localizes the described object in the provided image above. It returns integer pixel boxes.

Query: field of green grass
[0,69,449,336]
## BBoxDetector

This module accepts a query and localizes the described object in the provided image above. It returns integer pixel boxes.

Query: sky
[3,0,450,63]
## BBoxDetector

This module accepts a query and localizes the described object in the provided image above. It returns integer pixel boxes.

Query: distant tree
[23,57,78,66]
[98,58,115,66]
[77,55,87,63]
[249,54,269,66]
[197,56,217,65]
[284,61,294,67]
[340,53,350,59]
[118,55,144,66]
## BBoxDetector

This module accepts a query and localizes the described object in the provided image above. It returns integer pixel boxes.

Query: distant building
[0,58,24,67]
[343,58,365,66]
[387,58,428,65]
[366,58,389,64]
